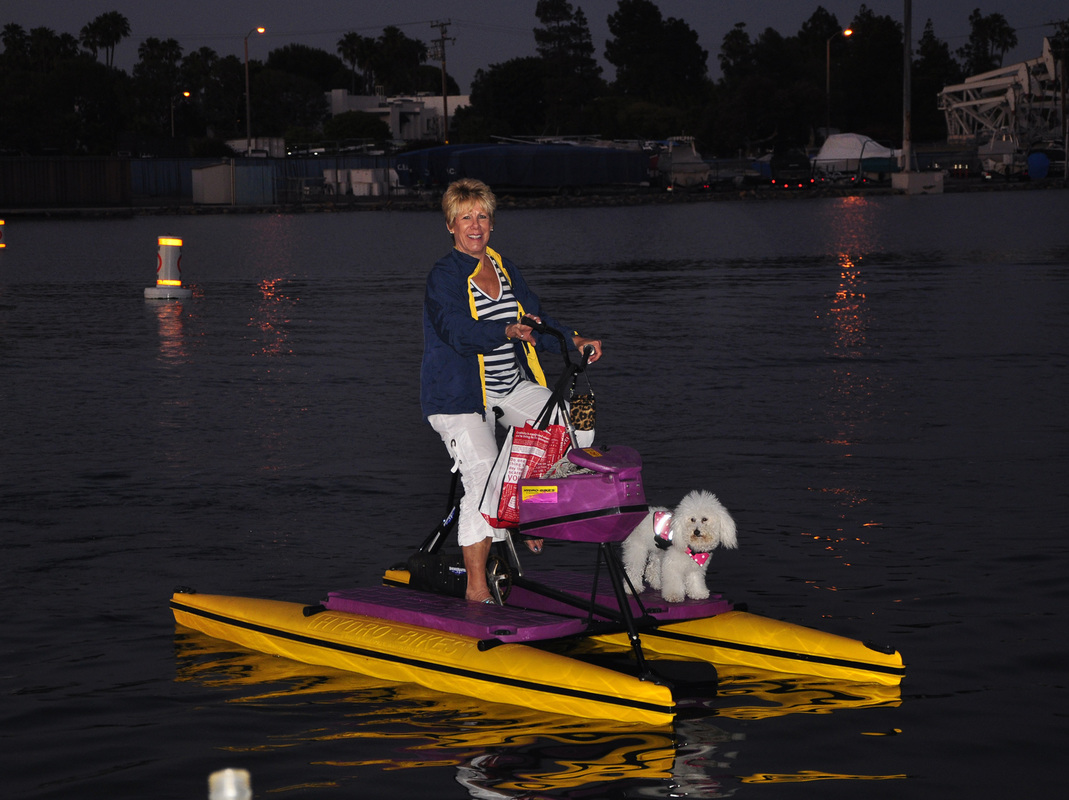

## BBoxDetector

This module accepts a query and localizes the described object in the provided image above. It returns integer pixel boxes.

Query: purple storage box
[517,445,648,542]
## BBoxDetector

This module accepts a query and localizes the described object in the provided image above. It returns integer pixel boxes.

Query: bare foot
[462,538,493,602]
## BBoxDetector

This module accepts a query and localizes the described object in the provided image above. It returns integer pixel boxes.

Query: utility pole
[430,20,454,143]
[901,0,912,173]
[1059,20,1068,187]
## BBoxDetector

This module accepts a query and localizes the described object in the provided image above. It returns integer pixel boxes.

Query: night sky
[3,1,1064,91]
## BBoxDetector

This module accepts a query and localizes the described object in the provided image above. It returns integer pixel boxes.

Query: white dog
[622,490,737,602]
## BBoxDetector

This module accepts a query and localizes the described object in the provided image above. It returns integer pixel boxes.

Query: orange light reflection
[253,276,295,357]
[811,248,884,536]
[151,300,189,363]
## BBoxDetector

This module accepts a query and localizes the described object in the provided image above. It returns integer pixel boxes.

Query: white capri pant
[428,381,554,547]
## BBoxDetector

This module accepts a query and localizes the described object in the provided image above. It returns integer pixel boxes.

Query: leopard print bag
[568,376,596,432]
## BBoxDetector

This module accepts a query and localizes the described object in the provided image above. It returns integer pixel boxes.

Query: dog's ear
[719,512,738,549]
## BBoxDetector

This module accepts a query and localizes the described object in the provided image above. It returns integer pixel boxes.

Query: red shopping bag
[481,420,571,528]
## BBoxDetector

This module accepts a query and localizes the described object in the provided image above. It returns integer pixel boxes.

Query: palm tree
[958,9,1017,74]
[81,11,130,68]
[984,13,1018,67]
[79,21,101,61]
[27,27,77,72]
[2,23,29,66]
[337,31,374,94]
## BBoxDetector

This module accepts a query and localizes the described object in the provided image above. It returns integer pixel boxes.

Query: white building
[327,89,470,142]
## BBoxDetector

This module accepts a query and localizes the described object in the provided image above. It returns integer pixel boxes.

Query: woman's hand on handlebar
[574,336,602,363]
[506,316,540,343]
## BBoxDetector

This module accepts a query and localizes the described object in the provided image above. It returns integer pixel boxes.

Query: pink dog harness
[652,511,711,566]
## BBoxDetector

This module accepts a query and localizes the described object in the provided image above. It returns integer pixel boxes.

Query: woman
[421,178,603,604]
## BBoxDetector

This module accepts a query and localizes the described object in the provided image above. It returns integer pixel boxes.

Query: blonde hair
[442,178,497,229]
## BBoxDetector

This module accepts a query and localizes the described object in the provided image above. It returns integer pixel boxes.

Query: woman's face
[449,202,492,258]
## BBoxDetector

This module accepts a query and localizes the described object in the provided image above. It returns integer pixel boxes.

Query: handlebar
[520,317,596,432]
[520,316,593,371]
[520,315,548,333]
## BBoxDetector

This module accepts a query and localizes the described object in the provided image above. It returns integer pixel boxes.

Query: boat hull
[593,610,905,686]
[170,591,675,724]
[382,567,905,686]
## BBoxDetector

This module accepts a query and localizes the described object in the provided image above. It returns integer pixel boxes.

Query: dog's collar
[686,548,711,567]
[652,511,711,566]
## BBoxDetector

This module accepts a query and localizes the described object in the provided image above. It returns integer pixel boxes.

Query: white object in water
[145,236,193,299]
[208,768,251,800]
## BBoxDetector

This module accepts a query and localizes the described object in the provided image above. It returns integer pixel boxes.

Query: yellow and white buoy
[145,236,192,299]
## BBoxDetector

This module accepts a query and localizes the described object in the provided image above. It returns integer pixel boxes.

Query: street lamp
[825,28,853,141]
[170,90,190,138]
[244,26,265,156]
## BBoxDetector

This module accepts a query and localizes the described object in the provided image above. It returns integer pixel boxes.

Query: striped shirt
[471,259,522,396]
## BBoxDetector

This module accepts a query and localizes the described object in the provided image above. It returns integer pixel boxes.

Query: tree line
[463,1,1050,153]
[1,2,1063,158]
[0,13,450,156]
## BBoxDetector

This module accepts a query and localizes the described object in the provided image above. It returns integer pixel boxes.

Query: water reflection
[825,195,880,253]
[740,769,907,785]
[145,299,197,474]
[253,277,296,357]
[147,298,190,363]
[810,251,882,544]
[712,665,899,718]
[823,251,872,445]
[829,253,867,360]
[174,628,901,798]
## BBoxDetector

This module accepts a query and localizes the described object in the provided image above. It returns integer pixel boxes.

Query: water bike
[171,320,905,725]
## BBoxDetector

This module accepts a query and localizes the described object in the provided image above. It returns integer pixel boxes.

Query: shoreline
[3,177,1065,220]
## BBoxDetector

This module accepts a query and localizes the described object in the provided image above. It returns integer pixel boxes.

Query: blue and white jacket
[420,246,575,419]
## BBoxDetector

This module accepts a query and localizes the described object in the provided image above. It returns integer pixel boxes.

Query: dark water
[2,192,1068,799]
